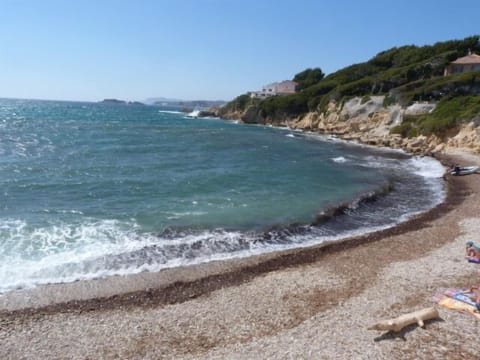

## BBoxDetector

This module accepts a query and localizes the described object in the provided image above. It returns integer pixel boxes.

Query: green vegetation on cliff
[219,94,257,114]
[221,35,480,133]
[392,95,480,138]
[293,68,325,91]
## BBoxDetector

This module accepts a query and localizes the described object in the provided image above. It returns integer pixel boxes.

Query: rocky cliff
[289,96,440,154]
[219,95,480,155]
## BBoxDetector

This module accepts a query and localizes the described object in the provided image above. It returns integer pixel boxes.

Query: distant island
[99,99,145,106]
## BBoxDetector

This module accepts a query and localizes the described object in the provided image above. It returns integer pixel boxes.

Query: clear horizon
[1,0,479,103]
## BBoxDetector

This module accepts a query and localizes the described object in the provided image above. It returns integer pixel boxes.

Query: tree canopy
[293,68,325,90]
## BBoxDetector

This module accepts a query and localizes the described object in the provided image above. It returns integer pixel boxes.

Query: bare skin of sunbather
[465,241,480,260]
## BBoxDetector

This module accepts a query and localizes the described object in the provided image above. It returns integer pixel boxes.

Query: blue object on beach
[468,258,480,264]
[451,292,477,307]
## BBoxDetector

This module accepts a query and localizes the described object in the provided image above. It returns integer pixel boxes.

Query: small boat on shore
[450,165,479,176]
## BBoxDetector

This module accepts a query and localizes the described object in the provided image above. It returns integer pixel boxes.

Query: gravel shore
[1,152,479,359]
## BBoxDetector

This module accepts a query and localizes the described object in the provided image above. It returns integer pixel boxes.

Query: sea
[0,98,446,293]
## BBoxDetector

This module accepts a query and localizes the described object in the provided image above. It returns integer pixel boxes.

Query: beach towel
[435,289,480,320]
[443,288,477,307]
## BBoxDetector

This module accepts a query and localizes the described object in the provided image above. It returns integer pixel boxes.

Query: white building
[250,80,297,98]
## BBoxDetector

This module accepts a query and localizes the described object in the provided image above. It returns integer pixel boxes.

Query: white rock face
[290,96,480,155]
[342,96,385,119]
[404,102,436,116]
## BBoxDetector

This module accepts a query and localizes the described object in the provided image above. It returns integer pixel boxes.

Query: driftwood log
[368,307,439,332]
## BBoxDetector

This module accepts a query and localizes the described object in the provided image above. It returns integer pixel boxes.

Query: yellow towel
[438,296,480,320]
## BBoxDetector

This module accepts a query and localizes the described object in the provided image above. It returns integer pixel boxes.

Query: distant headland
[144,98,226,109]
[99,98,226,110]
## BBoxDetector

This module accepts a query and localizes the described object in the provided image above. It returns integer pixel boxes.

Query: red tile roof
[451,53,480,64]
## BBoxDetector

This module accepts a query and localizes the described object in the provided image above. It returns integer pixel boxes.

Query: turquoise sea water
[0,98,446,292]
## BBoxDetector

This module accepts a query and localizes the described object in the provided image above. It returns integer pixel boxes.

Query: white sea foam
[0,219,160,292]
[356,152,446,213]
[168,211,208,218]
[186,110,200,118]
[332,156,348,163]
[0,220,261,293]
[0,220,393,293]
[285,133,295,138]
[361,156,388,168]
[0,214,361,293]
[407,156,446,178]
[158,110,182,114]
[407,156,446,206]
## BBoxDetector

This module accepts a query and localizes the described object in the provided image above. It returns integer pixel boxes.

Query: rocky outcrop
[446,121,480,153]
[198,109,219,118]
[287,96,478,155]
[217,108,244,121]
[241,105,265,124]
[290,97,411,149]
[218,95,480,155]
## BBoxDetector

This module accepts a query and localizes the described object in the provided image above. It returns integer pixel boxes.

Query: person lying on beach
[461,286,480,311]
[465,241,480,261]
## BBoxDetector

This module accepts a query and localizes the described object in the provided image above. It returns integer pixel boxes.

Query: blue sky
[0,0,479,102]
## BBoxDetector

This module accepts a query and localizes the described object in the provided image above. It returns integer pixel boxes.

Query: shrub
[391,123,413,137]
[383,95,396,107]
[418,95,480,136]
[361,95,371,104]
[259,93,309,119]
[294,68,325,91]
[391,115,422,138]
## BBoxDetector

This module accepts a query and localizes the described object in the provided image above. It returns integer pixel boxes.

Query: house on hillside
[250,80,297,98]
[444,50,480,76]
